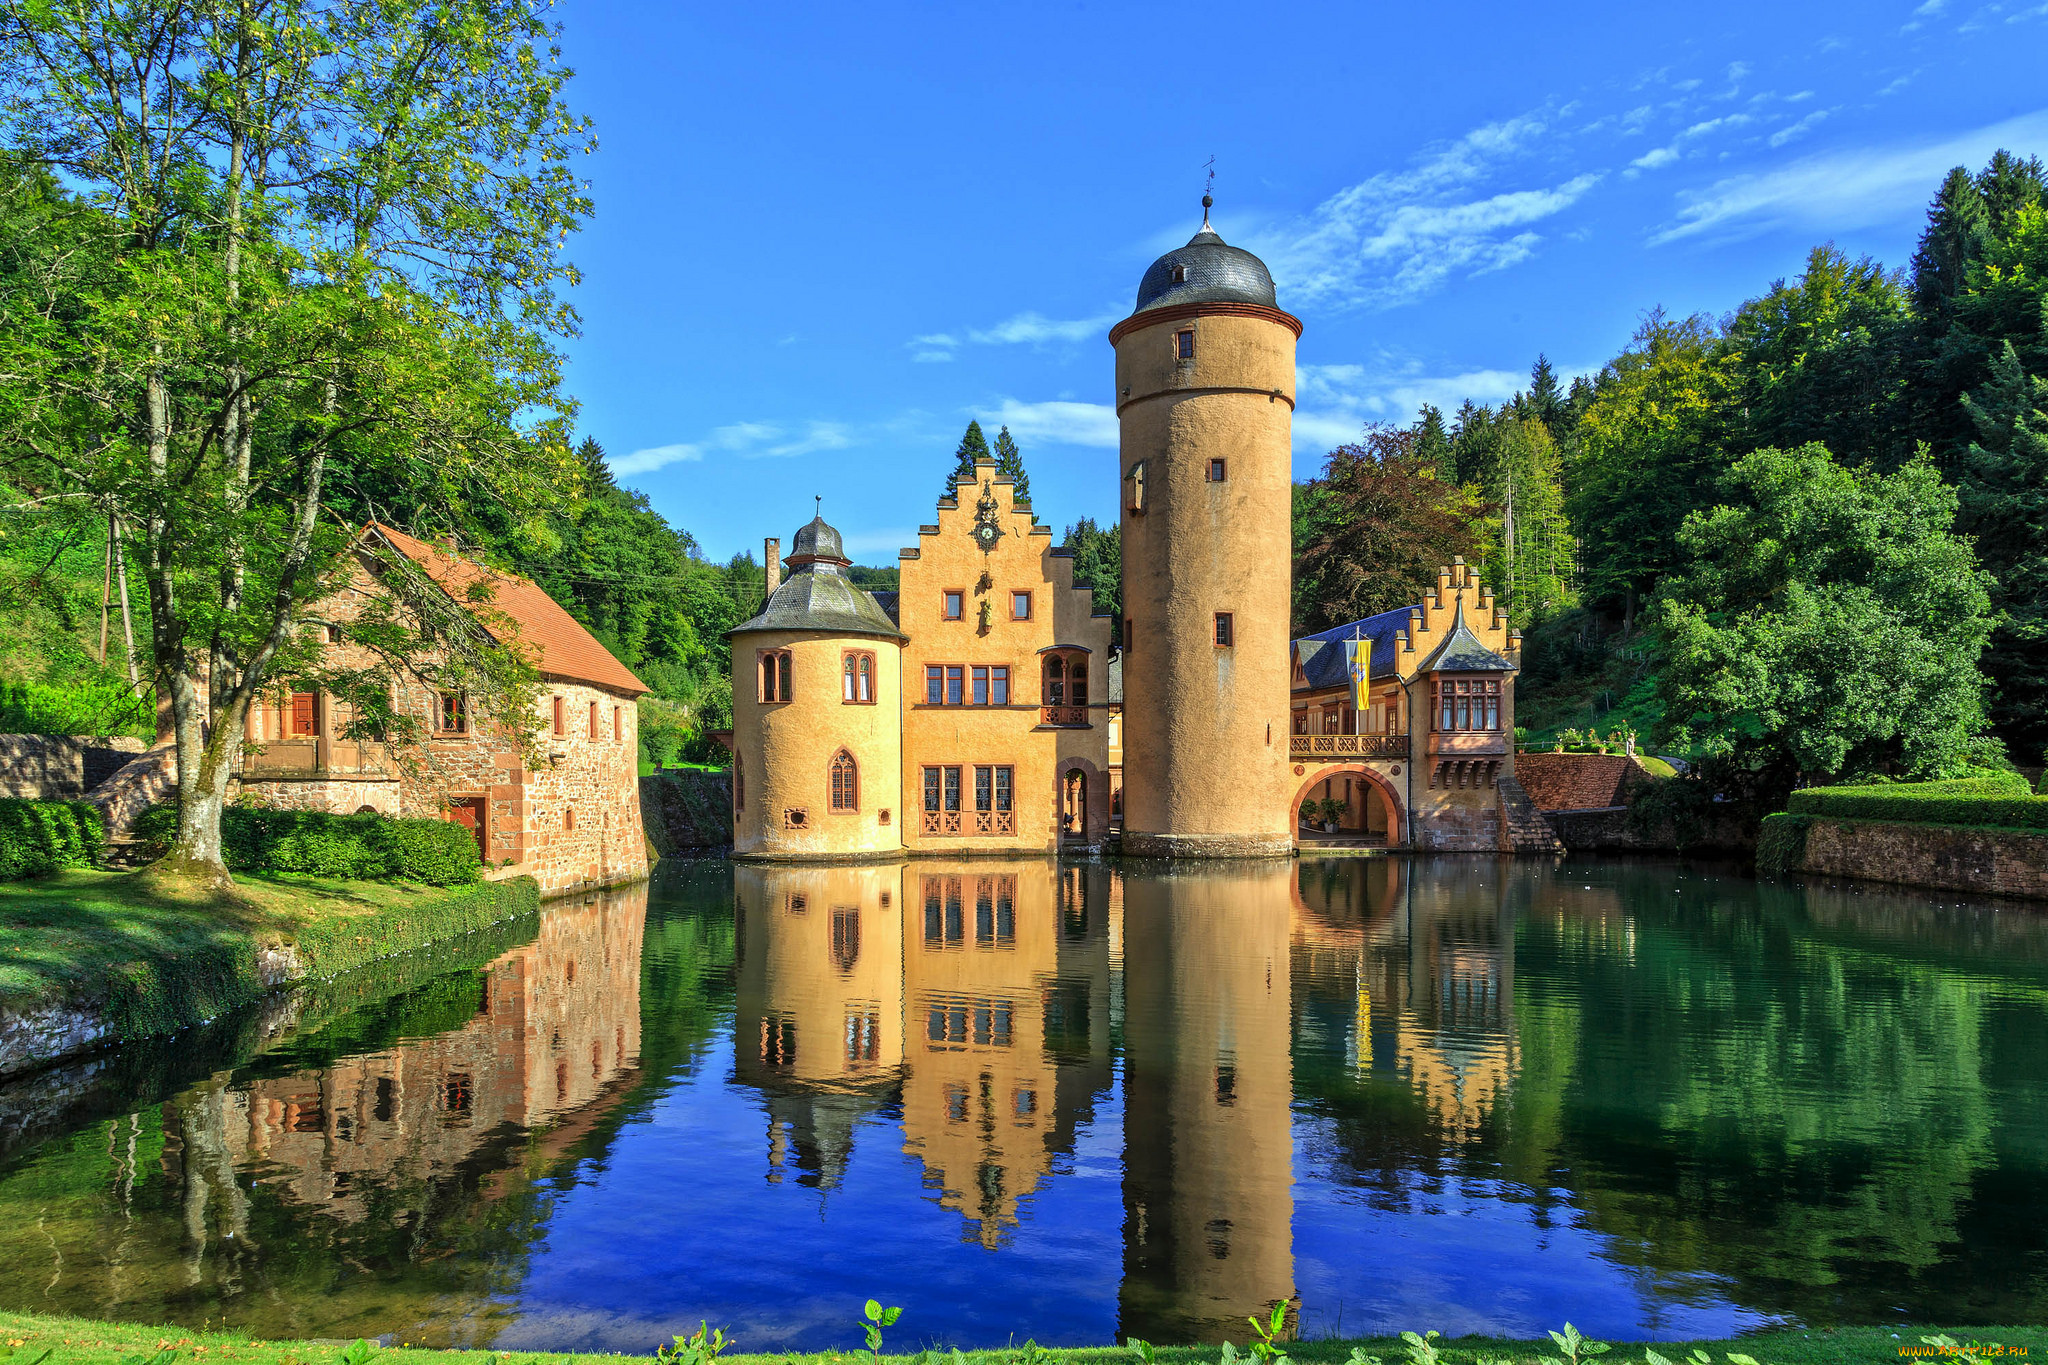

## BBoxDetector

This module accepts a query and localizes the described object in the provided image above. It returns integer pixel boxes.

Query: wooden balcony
[1290,733,1408,761]
[240,737,396,779]
[1040,705,1090,728]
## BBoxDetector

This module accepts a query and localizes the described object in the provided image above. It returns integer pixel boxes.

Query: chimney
[764,537,782,598]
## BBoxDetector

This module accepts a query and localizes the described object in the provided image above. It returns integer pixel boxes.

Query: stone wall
[1782,816,2048,900]
[642,768,733,855]
[0,734,145,799]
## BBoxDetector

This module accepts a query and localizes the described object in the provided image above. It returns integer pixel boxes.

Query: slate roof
[1132,225,1279,315]
[369,524,649,697]
[1292,605,1413,692]
[1107,654,1123,705]
[727,517,907,641]
[1415,601,1516,674]
[870,590,900,626]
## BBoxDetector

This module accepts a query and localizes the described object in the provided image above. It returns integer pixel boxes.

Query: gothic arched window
[1045,655,1065,706]
[829,749,859,812]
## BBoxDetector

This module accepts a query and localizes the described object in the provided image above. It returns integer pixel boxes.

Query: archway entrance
[1061,766,1089,843]
[1292,765,1401,846]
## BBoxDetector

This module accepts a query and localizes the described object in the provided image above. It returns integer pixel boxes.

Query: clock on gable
[972,481,1004,553]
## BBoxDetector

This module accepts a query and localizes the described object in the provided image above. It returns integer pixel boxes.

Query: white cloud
[610,420,852,476]
[1651,107,2048,243]
[973,399,1119,448]
[1768,110,1831,147]
[1630,146,1681,172]
[1256,112,1602,310]
[912,332,958,348]
[967,310,1118,346]
[611,442,701,475]
[911,350,954,363]
[1291,361,1538,454]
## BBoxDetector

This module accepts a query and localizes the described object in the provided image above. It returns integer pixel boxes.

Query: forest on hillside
[5,134,2043,810]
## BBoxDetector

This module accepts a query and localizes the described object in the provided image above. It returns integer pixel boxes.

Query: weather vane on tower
[1202,156,1215,228]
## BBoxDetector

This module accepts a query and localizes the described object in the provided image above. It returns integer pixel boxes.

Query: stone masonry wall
[1791,817,2048,900]
[0,735,144,800]
[1514,753,1653,811]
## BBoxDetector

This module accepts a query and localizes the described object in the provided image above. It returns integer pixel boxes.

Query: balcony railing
[1290,733,1408,760]
[1040,706,1090,727]
[921,809,1016,837]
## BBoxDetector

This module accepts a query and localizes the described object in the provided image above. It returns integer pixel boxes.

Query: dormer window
[1170,264,1189,284]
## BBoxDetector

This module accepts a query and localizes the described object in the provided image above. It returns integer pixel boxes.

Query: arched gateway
[1291,764,1403,845]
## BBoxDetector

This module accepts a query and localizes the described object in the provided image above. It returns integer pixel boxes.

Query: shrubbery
[0,798,105,880]
[1784,771,2048,831]
[131,805,481,885]
[0,679,154,740]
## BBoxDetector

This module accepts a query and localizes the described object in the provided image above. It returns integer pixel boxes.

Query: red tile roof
[368,524,649,697]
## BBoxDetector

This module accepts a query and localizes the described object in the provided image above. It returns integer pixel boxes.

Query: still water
[1,857,2045,1351]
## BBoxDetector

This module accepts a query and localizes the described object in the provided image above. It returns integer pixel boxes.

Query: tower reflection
[732,863,907,1188]
[1119,861,1297,1343]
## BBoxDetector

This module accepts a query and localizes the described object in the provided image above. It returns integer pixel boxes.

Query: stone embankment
[1514,751,1753,852]
[640,767,732,856]
[1763,815,2048,900]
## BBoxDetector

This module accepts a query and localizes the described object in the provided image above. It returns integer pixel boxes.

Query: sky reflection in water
[1,857,2044,1351]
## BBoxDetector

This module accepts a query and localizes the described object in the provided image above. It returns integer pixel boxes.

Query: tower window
[1124,461,1146,515]
[1176,330,1195,360]
[842,650,876,704]
[758,649,793,703]
[1209,458,1227,482]
[1214,613,1234,647]
[830,749,859,812]
[1170,264,1189,284]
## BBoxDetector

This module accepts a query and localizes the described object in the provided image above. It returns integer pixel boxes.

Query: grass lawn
[0,869,537,1057]
[0,1311,2039,1365]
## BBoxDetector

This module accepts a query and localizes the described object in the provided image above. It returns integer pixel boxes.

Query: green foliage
[943,421,990,502]
[130,805,480,885]
[1246,1304,1290,1365]
[0,798,104,881]
[1061,518,1122,627]
[1754,813,1812,876]
[992,425,1030,504]
[1294,425,1486,634]
[655,1323,735,1365]
[1784,776,2048,830]
[0,679,152,740]
[338,1343,375,1365]
[1540,1324,1610,1365]
[1468,413,1575,619]
[858,1300,902,1359]
[1653,443,1994,803]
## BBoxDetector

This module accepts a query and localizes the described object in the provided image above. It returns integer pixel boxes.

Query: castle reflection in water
[2,857,1542,1348]
[729,857,1520,1341]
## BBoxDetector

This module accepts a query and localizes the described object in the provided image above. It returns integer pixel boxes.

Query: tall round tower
[1112,201,1298,858]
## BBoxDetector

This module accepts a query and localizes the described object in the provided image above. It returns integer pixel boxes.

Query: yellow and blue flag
[1344,637,1369,714]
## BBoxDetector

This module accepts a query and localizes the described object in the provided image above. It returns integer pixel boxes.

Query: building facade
[727,482,1117,861]
[730,205,1538,858]
[237,524,651,895]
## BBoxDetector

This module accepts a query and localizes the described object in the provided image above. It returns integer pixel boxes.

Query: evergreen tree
[1412,405,1454,480]
[1911,166,1990,327]
[1449,401,1499,485]
[1959,341,2048,754]
[1526,354,1566,442]
[1976,150,2046,238]
[992,424,1030,504]
[943,420,990,502]
[1476,417,1574,620]
[1060,518,1121,628]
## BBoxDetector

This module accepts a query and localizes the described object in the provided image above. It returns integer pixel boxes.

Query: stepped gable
[369,524,648,696]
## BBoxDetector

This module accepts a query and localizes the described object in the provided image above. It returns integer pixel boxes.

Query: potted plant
[1317,796,1348,832]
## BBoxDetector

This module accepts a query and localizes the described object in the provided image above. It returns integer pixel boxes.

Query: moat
[1,856,2044,1351]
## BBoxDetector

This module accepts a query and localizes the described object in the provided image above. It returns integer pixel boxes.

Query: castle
[729,204,1539,859]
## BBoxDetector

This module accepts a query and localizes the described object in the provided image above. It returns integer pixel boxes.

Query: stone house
[236,524,650,895]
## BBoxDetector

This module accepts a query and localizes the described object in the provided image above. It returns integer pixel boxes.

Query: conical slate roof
[727,516,904,641]
[1414,600,1515,674]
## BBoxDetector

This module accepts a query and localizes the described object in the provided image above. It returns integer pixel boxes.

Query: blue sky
[555,0,2048,564]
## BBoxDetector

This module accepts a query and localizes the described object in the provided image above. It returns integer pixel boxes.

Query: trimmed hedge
[131,804,481,885]
[0,798,105,880]
[1783,773,2048,831]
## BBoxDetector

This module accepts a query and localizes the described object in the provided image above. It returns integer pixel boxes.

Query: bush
[1784,773,2048,831]
[1755,813,1813,877]
[131,804,481,885]
[0,798,106,879]
[0,678,153,739]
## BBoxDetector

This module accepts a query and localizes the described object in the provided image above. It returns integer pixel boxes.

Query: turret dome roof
[1132,221,1278,316]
